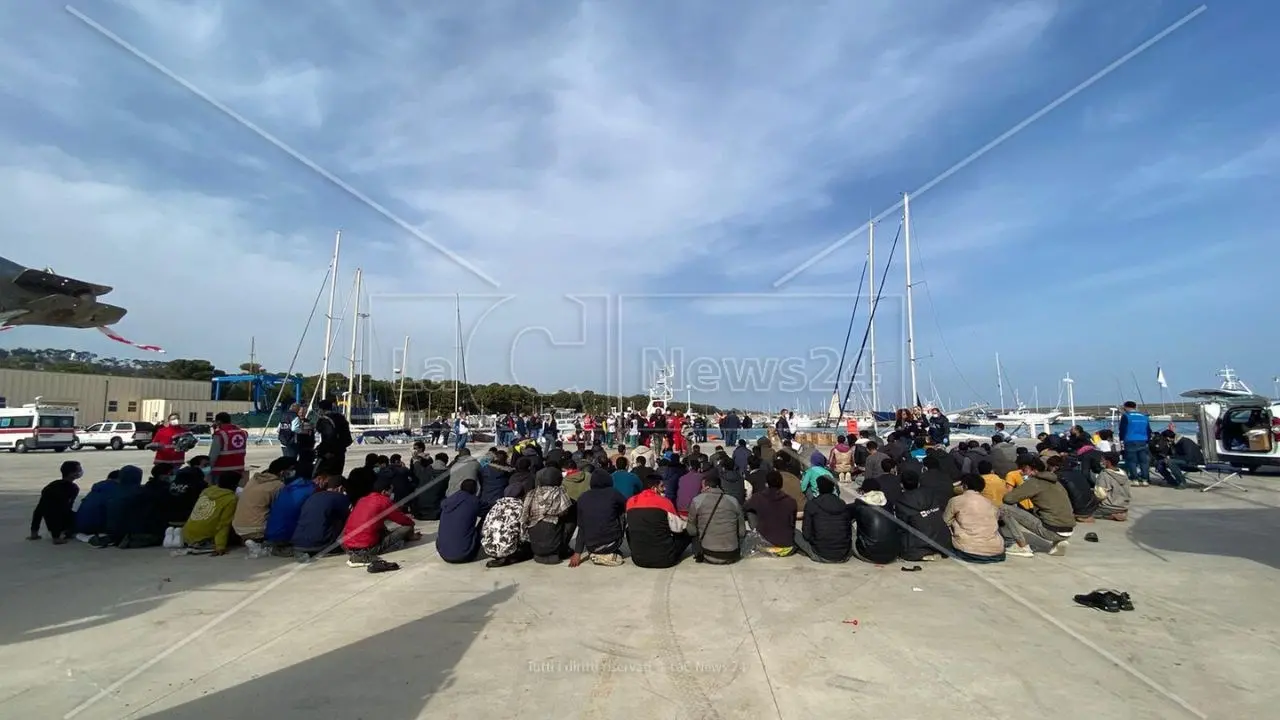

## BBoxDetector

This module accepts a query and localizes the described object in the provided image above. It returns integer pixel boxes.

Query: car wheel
[14,440,27,453]
[70,438,82,451]
[54,446,67,453]
[110,437,124,451]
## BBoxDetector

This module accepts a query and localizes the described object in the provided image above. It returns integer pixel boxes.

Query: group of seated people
[28,424,1164,570]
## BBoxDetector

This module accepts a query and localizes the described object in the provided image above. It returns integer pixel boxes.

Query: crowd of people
[27,400,1198,573]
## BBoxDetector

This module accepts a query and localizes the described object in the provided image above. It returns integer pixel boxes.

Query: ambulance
[0,400,78,453]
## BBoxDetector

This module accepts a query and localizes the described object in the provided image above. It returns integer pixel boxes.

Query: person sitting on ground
[481,482,531,568]
[563,459,592,502]
[1055,453,1101,523]
[446,448,481,497]
[545,440,567,467]
[733,438,751,476]
[611,443,629,468]
[167,455,210,523]
[291,474,350,558]
[919,454,957,503]
[141,463,188,545]
[743,454,766,499]
[508,456,537,498]
[796,475,854,563]
[343,475,419,567]
[523,466,577,565]
[989,435,1017,477]
[73,469,120,541]
[232,457,290,553]
[1001,456,1075,556]
[103,464,158,548]
[610,456,644,500]
[829,436,855,484]
[409,452,448,521]
[625,471,691,568]
[862,441,886,479]
[753,436,776,474]
[344,453,380,504]
[851,477,900,564]
[801,453,834,500]
[773,453,806,511]
[685,474,746,564]
[895,468,953,562]
[675,459,708,516]
[29,460,83,544]
[715,453,747,506]
[379,454,417,508]
[743,470,799,556]
[1093,452,1132,521]
[864,456,903,507]
[976,460,1006,505]
[1155,429,1203,488]
[480,450,513,507]
[569,467,628,567]
[182,471,242,555]
[1094,428,1116,453]
[265,459,317,552]
[437,478,484,564]
[1003,452,1036,511]
[944,474,1006,563]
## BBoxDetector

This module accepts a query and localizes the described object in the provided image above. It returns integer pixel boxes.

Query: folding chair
[1186,463,1248,493]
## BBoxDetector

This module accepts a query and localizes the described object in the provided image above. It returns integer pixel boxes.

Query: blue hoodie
[75,476,121,535]
[435,491,481,561]
[265,477,316,543]
[104,465,146,542]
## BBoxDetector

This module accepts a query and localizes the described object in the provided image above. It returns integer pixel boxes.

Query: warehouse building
[0,369,252,425]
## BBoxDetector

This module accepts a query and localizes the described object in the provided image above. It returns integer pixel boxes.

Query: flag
[1156,366,1167,389]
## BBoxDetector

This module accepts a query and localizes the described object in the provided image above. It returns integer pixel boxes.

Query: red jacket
[152,424,187,464]
[342,492,414,550]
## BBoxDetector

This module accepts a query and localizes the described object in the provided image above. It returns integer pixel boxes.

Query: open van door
[1180,389,1276,466]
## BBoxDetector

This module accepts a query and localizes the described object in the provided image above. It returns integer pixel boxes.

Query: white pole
[996,353,1005,413]
[1064,373,1076,428]
[867,219,878,432]
[345,268,362,422]
[318,231,341,405]
[903,192,918,408]
[454,294,461,417]
[397,335,409,424]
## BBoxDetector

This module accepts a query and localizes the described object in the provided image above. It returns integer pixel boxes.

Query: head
[861,477,882,493]
[372,476,394,496]
[1045,455,1064,471]
[995,423,1005,432]
[1160,429,1176,440]
[389,453,404,466]
[922,455,940,470]
[737,438,747,448]
[188,455,210,470]
[817,475,837,496]
[1102,451,1121,469]
[879,457,897,474]
[318,398,334,412]
[1124,401,1137,411]
[765,470,784,490]
[617,444,626,454]
[106,470,120,481]
[702,474,722,491]
[60,460,83,481]
[900,468,921,490]
[413,441,425,453]
[459,478,478,495]
[837,435,847,445]
[866,441,878,452]
[217,471,242,490]
[990,434,1004,445]
[456,448,471,458]
[214,412,231,425]
[323,475,345,491]
[977,459,993,475]
[615,456,629,471]
[167,413,181,427]
[267,456,299,480]
[1017,456,1045,474]
[634,456,647,468]
[434,452,449,465]
[960,473,986,493]
[364,452,379,468]
[1098,429,1114,441]
[150,463,174,482]
[645,472,665,492]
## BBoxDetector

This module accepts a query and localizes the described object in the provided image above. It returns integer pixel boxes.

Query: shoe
[1104,512,1128,522]
[1074,589,1122,613]
[52,537,68,545]
[590,553,625,567]
[1099,589,1135,611]
[1049,540,1068,557]
[1075,516,1095,524]
[346,551,372,568]
[367,559,400,573]
[920,553,942,562]
[1006,544,1034,558]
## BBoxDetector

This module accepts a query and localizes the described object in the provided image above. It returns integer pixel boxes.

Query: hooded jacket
[480,463,513,506]
[75,476,121,535]
[944,490,1004,557]
[852,491,900,564]
[232,471,285,539]
[182,485,238,551]
[290,490,350,550]
[801,459,833,498]
[105,465,150,543]
[675,470,704,515]
[626,487,687,568]
[563,466,591,502]
[801,492,854,561]
[716,465,747,506]
[410,458,447,520]
[436,491,482,562]
[1003,470,1076,532]
[573,471,627,554]
[894,485,953,561]
[685,488,745,555]
[744,487,797,548]
[732,444,751,474]
[990,441,1018,478]
[447,455,482,497]
[265,477,316,543]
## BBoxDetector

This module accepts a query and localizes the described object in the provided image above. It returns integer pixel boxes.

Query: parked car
[71,421,156,451]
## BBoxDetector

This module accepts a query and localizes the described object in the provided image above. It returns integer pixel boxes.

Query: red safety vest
[152,424,187,465]
[212,423,248,473]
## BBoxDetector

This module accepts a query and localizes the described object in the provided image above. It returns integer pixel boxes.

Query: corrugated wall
[0,369,211,424]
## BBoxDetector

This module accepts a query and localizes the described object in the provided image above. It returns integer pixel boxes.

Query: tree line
[0,347,724,416]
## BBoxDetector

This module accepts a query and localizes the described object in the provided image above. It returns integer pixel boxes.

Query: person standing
[315,399,353,476]
[1118,401,1152,486]
[277,403,304,459]
[208,412,249,483]
[148,413,192,471]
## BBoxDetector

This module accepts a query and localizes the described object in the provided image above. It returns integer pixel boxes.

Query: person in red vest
[149,413,191,469]
[582,414,597,445]
[208,412,249,483]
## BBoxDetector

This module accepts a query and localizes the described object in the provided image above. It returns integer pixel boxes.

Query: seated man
[73,469,120,541]
[1093,452,1132,521]
[610,456,644,500]
[685,475,746,565]
[796,475,854,563]
[772,454,806,510]
[481,485,531,568]
[944,474,1005,563]
[103,465,159,549]
[266,462,319,552]
[525,470,577,565]
[895,468,953,562]
[232,457,291,554]
[675,460,708,516]
[976,460,1006,505]
[625,472,691,568]
[1001,456,1074,556]
[182,471,242,556]
[743,471,799,556]
[437,478,484,564]
[343,476,419,567]
[569,470,628,567]
[29,460,83,544]
[1155,429,1203,488]
[291,475,351,557]
[410,452,450,520]
[851,478,900,564]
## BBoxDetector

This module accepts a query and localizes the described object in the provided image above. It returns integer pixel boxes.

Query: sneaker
[920,553,943,562]
[590,553,625,567]
[1006,544,1034,558]
[346,551,372,568]
[366,558,400,573]
[1049,540,1068,556]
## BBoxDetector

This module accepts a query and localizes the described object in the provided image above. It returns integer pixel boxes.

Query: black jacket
[717,466,747,506]
[801,493,854,561]
[1059,465,1099,516]
[852,494,901,564]
[894,486,953,561]
[574,480,626,554]
[743,488,797,548]
[480,464,512,507]
[920,469,956,506]
[410,459,447,520]
[435,492,481,562]
[1174,437,1205,466]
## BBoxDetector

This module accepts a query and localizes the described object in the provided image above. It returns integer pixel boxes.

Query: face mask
[169,419,181,426]
[202,466,212,476]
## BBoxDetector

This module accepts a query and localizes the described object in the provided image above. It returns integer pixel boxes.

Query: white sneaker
[162,528,175,548]
[1048,540,1068,556]
[1006,544,1034,558]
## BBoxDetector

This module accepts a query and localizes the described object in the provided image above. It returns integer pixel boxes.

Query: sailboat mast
[318,231,341,404]
[903,192,919,408]
[397,335,409,419]
[454,294,461,416]
[867,220,879,427]
[345,268,362,422]
[248,336,256,372]
[996,353,1005,412]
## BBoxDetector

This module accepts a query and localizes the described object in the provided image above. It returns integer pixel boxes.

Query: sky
[1,0,1277,411]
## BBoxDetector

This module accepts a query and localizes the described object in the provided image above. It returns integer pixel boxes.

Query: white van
[0,403,78,453]
[1180,389,1280,473]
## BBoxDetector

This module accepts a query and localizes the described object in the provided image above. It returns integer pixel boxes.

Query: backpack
[332,413,354,448]
[277,419,295,445]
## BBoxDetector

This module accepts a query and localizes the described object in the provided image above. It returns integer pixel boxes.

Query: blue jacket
[75,477,121,535]
[266,478,316,543]
[611,470,643,499]
[104,465,147,542]
[290,491,350,550]
[436,491,481,561]
[1119,411,1151,443]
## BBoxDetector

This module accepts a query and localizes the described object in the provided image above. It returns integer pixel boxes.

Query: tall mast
[248,336,256,372]
[1063,373,1076,425]
[454,294,461,416]
[867,219,879,428]
[903,192,919,408]
[318,231,341,405]
[345,268,362,422]
[397,335,409,422]
[996,353,1005,412]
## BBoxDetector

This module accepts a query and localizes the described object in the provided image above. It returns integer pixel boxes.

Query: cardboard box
[1246,429,1272,452]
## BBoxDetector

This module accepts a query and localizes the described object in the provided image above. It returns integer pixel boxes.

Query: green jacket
[183,486,238,551]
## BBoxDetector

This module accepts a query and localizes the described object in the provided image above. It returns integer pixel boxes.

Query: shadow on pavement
[1129,506,1280,570]
[140,583,518,720]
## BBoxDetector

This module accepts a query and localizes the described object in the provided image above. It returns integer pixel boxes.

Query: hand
[567,553,582,568]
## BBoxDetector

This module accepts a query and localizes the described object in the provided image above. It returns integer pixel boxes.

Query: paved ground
[1,444,1278,720]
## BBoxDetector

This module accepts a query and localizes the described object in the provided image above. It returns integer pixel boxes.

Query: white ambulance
[0,401,78,453]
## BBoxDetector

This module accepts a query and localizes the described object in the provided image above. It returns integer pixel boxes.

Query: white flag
[1156,366,1167,388]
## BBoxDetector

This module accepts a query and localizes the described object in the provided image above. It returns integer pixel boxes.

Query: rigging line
[831,256,870,394]
[839,222,902,419]
[907,218,987,406]
[258,265,333,440]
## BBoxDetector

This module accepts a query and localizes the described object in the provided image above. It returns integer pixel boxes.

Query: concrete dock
[1,445,1277,719]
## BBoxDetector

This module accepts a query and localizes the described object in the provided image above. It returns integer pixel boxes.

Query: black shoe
[1073,589,1122,613]
[367,559,400,573]
[1103,589,1135,611]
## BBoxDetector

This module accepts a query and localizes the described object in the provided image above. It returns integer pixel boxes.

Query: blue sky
[1,0,1276,410]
